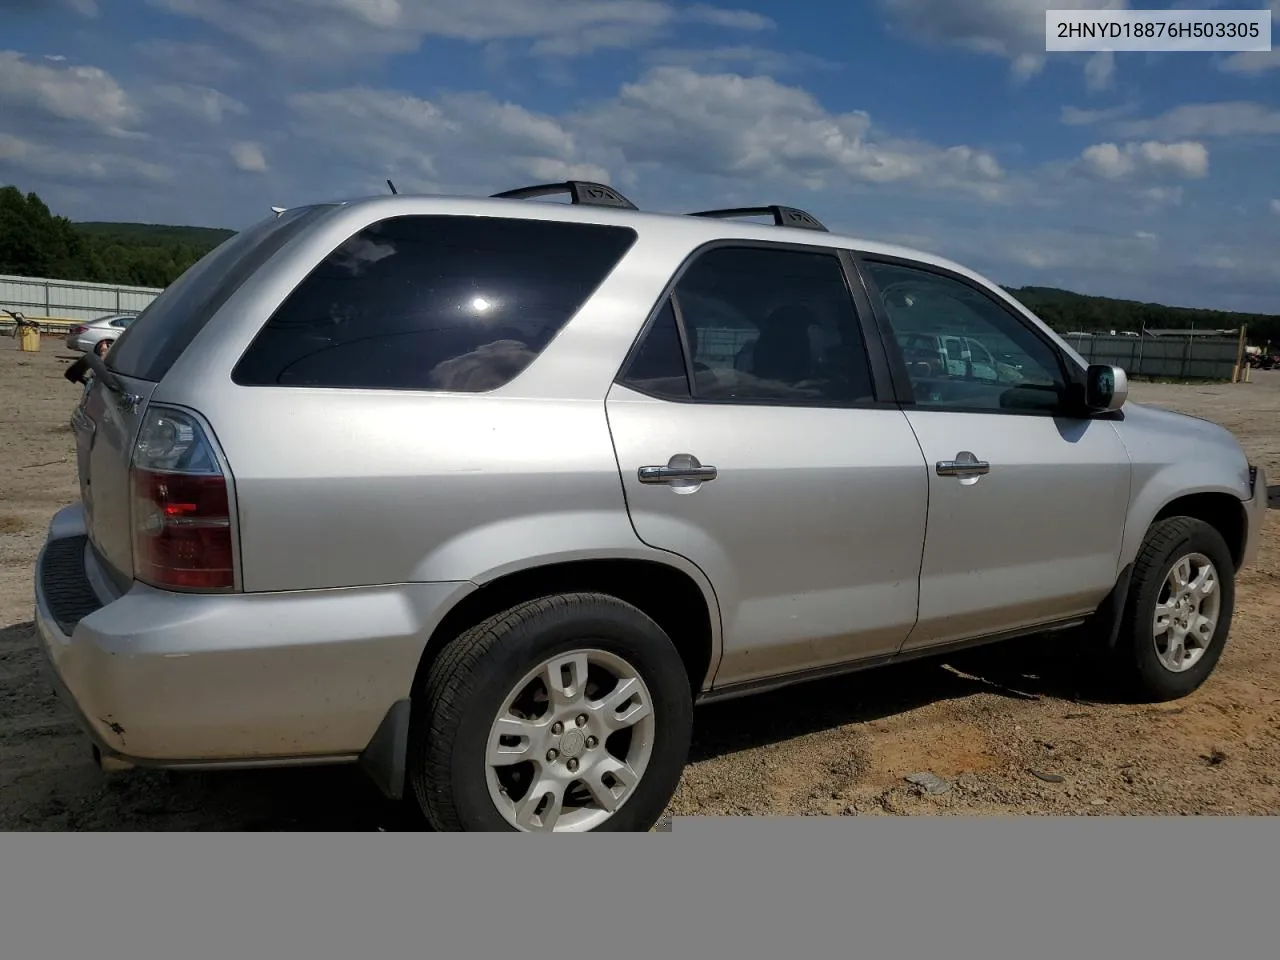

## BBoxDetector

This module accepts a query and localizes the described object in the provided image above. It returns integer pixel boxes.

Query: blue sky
[1,0,1278,312]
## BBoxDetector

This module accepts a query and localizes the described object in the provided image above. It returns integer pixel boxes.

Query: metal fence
[1062,333,1240,381]
[0,273,162,328]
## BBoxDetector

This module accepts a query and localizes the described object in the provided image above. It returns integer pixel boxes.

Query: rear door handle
[936,452,990,477]
[639,454,718,486]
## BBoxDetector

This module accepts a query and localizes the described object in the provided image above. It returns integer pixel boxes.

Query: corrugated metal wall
[1063,334,1241,381]
[0,273,162,323]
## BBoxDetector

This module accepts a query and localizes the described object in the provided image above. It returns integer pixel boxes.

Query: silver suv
[35,181,1268,832]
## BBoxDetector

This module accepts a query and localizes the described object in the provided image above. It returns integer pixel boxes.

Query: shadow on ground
[0,621,1119,831]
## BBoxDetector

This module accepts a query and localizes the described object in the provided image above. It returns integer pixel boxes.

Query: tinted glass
[233,215,638,392]
[672,246,874,404]
[619,299,691,400]
[107,205,332,382]
[864,261,1066,413]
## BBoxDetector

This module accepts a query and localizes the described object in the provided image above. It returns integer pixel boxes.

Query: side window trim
[613,238,899,409]
[850,252,1085,412]
[837,249,908,405]
[669,292,699,391]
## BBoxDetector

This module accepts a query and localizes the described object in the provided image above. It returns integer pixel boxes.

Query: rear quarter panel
[196,391,667,591]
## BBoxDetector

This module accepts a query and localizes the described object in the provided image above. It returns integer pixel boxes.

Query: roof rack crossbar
[688,205,828,232]
[490,180,638,210]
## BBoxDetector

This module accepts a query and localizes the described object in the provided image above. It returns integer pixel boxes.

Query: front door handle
[639,454,718,487]
[936,451,990,477]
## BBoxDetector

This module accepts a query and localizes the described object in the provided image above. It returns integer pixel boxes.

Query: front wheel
[409,593,694,832]
[1114,516,1236,702]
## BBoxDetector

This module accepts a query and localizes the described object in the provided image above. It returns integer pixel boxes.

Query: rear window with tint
[231,215,638,392]
[107,205,333,382]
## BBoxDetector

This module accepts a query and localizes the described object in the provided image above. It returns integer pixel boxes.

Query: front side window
[863,260,1067,414]
[233,215,637,392]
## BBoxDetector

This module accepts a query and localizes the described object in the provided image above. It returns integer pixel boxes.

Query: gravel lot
[2,345,1277,829]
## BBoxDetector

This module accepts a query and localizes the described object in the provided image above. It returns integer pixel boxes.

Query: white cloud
[0,132,169,184]
[0,0,98,14]
[1083,51,1114,92]
[1135,230,1158,241]
[1219,50,1280,75]
[148,84,248,124]
[1219,0,1280,74]
[230,141,269,173]
[287,86,609,191]
[684,4,774,30]
[879,0,1128,80]
[1271,199,1280,215]
[146,0,772,61]
[1059,102,1137,126]
[1141,186,1184,209]
[0,50,139,134]
[644,45,842,75]
[1112,102,1280,139]
[572,67,1005,196]
[1079,141,1209,180]
[134,39,244,83]
[281,67,1008,204]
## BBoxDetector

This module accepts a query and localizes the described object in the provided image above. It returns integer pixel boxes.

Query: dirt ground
[2,344,1278,829]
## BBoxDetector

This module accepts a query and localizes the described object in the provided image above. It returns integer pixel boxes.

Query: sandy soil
[1,344,1277,829]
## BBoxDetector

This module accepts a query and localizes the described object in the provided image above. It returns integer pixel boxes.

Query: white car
[65,314,138,356]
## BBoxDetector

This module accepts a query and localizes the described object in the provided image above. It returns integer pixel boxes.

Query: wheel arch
[1120,476,1250,574]
[413,556,723,703]
[1095,489,1247,652]
[1147,491,1248,572]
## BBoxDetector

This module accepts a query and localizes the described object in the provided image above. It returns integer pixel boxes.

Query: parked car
[65,314,138,356]
[36,183,1268,832]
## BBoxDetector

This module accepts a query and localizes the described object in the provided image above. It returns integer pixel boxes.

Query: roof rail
[491,180,638,210]
[688,205,828,232]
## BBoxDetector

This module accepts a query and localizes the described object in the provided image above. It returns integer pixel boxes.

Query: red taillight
[70,325,87,335]
[131,469,234,590]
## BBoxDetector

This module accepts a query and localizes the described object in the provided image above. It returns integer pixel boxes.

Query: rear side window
[619,299,691,400]
[107,205,332,382]
[232,215,638,392]
[674,245,875,404]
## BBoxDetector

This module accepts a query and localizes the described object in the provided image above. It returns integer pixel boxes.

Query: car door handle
[638,454,718,485]
[936,452,990,477]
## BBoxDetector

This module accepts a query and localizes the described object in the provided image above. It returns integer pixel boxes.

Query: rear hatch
[71,204,332,587]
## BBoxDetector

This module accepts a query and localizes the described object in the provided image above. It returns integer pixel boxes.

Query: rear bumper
[34,503,473,768]
[1241,464,1268,570]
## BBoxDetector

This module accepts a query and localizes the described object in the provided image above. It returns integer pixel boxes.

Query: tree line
[0,185,233,290]
[2,182,1277,345]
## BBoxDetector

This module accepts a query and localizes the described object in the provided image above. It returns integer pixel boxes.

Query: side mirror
[1085,364,1127,412]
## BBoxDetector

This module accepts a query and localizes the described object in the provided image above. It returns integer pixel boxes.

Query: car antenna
[386,179,398,195]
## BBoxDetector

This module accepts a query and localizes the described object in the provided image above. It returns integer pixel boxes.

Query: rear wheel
[1114,517,1235,702]
[94,339,111,358]
[409,592,693,832]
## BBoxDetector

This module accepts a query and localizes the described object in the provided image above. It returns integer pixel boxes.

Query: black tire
[408,592,694,832]
[1114,517,1235,702]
